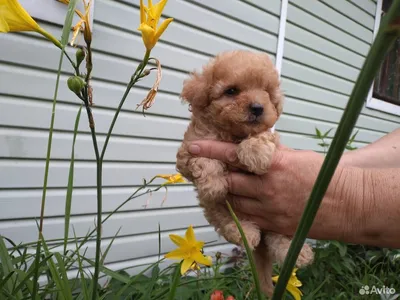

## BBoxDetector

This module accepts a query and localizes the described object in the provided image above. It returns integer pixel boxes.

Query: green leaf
[315,127,322,138]
[100,228,121,265]
[72,229,90,300]
[41,235,71,300]
[32,0,80,295]
[0,271,15,291]
[61,0,79,46]
[226,201,263,300]
[142,265,160,299]
[64,105,82,255]
[322,128,333,138]
[0,237,22,299]
[330,241,347,257]
[13,254,53,296]
[167,263,182,300]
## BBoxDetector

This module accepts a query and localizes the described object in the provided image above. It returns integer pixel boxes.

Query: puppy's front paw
[296,243,314,267]
[237,138,276,175]
[222,221,260,250]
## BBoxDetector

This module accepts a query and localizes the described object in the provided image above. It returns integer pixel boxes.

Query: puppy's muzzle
[249,103,264,116]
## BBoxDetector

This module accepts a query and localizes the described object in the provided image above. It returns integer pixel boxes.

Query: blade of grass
[158,223,161,261]
[73,229,90,300]
[0,237,22,299]
[115,258,166,298]
[226,202,263,300]
[272,3,400,299]
[64,105,83,255]
[32,0,79,297]
[54,253,73,298]
[13,254,53,296]
[167,263,182,300]
[81,256,130,284]
[0,271,15,291]
[41,236,71,300]
[100,228,121,266]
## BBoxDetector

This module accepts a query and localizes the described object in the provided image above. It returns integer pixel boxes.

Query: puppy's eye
[224,87,239,96]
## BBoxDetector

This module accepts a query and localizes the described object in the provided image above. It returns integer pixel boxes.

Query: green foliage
[298,241,400,300]
[313,127,359,154]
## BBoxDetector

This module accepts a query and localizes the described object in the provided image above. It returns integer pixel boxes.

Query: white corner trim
[275,0,288,78]
[365,0,400,116]
[272,0,288,133]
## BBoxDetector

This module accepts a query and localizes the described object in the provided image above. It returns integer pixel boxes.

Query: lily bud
[76,48,85,67]
[67,76,85,95]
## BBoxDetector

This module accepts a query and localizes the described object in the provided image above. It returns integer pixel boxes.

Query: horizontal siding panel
[238,0,281,16]
[285,23,365,69]
[321,0,375,30]
[284,41,360,81]
[349,0,376,16]
[110,0,278,53]
[0,129,181,162]
[290,0,373,42]
[282,78,400,127]
[0,66,190,119]
[277,114,379,144]
[287,4,369,55]
[282,60,354,95]
[189,0,280,34]
[0,186,197,219]
[0,98,189,141]
[281,98,386,143]
[94,0,267,57]
[0,160,180,188]
[0,207,207,242]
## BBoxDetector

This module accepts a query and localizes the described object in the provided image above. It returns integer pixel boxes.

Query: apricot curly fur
[176,50,314,297]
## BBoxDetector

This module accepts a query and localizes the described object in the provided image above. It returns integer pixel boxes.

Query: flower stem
[89,50,150,299]
[271,2,400,299]
[100,50,151,161]
[31,43,65,300]
[226,201,263,300]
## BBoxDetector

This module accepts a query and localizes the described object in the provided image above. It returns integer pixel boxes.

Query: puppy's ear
[181,72,207,104]
[180,62,214,111]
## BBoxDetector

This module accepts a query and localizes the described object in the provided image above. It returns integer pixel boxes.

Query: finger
[228,194,264,217]
[187,140,247,170]
[226,172,264,199]
[232,211,278,233]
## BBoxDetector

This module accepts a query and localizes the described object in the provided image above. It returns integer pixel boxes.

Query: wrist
[314,166,366,243]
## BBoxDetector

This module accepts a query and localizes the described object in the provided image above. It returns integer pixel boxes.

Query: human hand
[187,141,348,241]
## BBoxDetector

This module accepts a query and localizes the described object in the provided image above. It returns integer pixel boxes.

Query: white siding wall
[276,0,400,150]
[0,0,281,271]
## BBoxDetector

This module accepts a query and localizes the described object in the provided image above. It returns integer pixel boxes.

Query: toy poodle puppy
[176,50,313,296]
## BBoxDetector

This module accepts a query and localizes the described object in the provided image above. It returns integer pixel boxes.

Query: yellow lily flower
[58,0,92,45]
[272,268,303,300]
[155,173,186,186]
[138,0,173,51]
[165,225,212,275]
[0,0,62,48]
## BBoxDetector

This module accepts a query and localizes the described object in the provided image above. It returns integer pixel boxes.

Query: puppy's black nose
[249,103,264,117]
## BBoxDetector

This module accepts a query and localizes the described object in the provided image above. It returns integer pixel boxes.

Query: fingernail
[226,149,237,162]
[188,144,201,155]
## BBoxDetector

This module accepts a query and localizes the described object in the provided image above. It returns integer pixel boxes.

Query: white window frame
[366,0,400,116]
[19,0,94,30]
[271,0,288,133]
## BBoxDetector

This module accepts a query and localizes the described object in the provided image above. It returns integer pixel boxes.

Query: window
[19,0,94,29]
[366,0,400,115]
